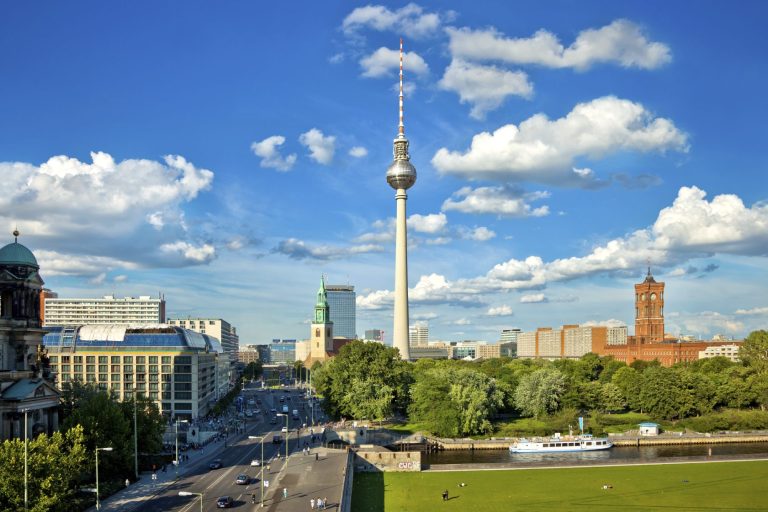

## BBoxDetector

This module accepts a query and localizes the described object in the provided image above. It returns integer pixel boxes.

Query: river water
[423,442,768,466]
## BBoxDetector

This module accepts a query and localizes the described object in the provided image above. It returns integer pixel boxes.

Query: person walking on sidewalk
[311,498,316,509]
[283,487,288,499]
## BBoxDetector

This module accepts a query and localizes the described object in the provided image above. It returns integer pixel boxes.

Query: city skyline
[1,2,767,344]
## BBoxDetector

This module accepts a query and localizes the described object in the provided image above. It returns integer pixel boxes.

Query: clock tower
[310,276,333,360]
[634,267,665,343]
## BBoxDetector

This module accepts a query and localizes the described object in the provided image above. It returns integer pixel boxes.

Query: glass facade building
[326,285,356,339]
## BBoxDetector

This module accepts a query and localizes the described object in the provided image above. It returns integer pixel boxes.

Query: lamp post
[178,491,203,512]
[276,413,289,461]
[248,436,265,507]
[133,390,138,480]
[22,408,28,512]
[174,418,188,478]
[95,446,113,510]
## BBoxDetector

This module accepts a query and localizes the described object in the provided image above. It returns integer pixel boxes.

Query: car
[281,426,288,433]
[270,408,276,413]
[245,411,253,417]
[235,474,250,485]
[254,408,261,414]
[216,496,233,508]
[272,435,282,444]
[250,459,261,467]
[209,459,223,470]
[279,397,284,402]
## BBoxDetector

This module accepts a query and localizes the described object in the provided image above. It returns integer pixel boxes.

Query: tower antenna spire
[399,37,404,136]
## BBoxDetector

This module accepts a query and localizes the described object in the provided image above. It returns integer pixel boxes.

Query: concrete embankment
[428,433,768,450]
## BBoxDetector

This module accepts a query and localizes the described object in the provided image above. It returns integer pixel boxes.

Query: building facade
[635,268,665,342]
[44,324,229,420]
[44,295,166,326]
[364,329,384,343]
[408,322,428,347]
[270,339,297,364]
[326,285,356,339]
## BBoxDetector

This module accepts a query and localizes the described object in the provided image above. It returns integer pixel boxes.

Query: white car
[281,426,288,433]
[250,459,261,467]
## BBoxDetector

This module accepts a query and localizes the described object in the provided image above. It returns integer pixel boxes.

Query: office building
[409,322,429,347]
[44,294,166,326]
[364,329,384,342]
[270,339,297,364]
[167,318,239,364]
[326,284,356,339]
[44,324,230,420]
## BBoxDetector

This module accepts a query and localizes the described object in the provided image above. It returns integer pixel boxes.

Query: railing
[0,370,34,381]
[338,450,355,512]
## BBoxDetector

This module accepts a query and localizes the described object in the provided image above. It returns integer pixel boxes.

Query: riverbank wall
[427,433,768,450]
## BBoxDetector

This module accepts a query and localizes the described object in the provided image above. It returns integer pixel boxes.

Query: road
[135,384,323,511]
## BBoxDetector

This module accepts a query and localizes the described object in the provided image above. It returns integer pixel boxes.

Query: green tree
[599,382,626,412]
[514,368,566,418]
[611,366,641,411]
[312,340,412,420]
[243,361,263,381]
[409,365,504,437]
[741,330,768,373]
[119,394,166,466]
[0,425,88,512]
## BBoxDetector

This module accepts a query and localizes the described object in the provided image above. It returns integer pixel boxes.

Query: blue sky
[2,1,767,345]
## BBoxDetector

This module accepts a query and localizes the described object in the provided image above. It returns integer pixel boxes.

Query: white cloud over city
[251,135,297,171]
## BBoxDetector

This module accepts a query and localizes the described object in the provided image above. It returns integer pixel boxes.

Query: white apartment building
[537,328,562,358]
[517,331,536,358]
[699,344,741,362]
[167,318,239,364]
[606,325,629,345]
[44,295,165,326]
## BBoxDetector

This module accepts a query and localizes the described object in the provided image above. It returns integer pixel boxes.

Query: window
[161,356,171,364]
[136,365,145,373]
[123,356,133,364]
[62,364,71,373]
[99,374,108,382]
[62,356,71,363]
[99,356,108,363]
[149,374,159,382]
[161,365,171,373]
[149,356,158,364]
[149,365,158,373]
[111,356,120,364]
[86,374,96,382]
[86,365,95,373]
[175,392,192,399]
[86,356,95,363]
[136,356,146,364]
[136,383,146,391]
[123,365,133,373]
[162,392,172,400]
[162,374,172,382]
[150,383,159,391]
[74,356,83,363]
[111,365,121,373]
[111,374,121,382]
[137,374,146,382]
[49,356,58,363]
[149,391,158,400]
[174,356,191,364]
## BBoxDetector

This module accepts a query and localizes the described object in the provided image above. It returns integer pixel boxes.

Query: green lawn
[351,461,768,511]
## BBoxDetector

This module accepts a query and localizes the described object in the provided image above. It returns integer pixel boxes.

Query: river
[423,441,768,466]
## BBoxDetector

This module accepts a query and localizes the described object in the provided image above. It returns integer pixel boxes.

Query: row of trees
[0,384,167,511]
[312,330,768,438]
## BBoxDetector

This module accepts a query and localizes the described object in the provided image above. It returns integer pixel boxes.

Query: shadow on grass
[352,473,385,512]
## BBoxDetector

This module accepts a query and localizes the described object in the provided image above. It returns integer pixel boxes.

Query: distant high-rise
[365,329,384,342]
[386,39,417,361]
[326,284,356,339]
[167,317,239,363]
[408,322,428,346]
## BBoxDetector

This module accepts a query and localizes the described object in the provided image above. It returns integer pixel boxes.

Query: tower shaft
[393,188,410,360]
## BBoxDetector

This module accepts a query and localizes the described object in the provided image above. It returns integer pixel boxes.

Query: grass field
[351,460,768,511]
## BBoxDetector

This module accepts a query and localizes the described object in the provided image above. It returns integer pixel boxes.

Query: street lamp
[178,491,203,512]
[132,390,138,480]
[276,413,289,461]
[174,418,189,478]
[95,446,113,510]
[22,408,29,512]
[248,436,265,507]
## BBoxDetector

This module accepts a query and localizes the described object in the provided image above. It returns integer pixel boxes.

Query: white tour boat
[509,433,613,453]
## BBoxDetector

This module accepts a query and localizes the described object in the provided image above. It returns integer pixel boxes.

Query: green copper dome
[0,242,39,267]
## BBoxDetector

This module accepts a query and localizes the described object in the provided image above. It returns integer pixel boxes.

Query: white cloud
[653,186,768,256]
[442,186,550,217]
[360,47,429,78]
[342,3,447,39]
[446,19,671,70]
[520,293,547,303]
[113,275,128,283]
[299,128,336,165]
[735,306,768,316]
[582,319,627,328]
[408,213,447,234]
[432,96,688,186]
[675,311,745,337]
[486,305,513,316]
[438,59,533,119]
[273,238,383,261]
[250,135,297,171]
[412,312,439,321]
[465,227,496,241]
[452,318,472,325]
[89,273,107,285]
[349,146,368,158]
[160,241,216,263]
[0,152,215,276]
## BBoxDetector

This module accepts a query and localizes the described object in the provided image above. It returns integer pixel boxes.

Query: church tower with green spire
[310,276,333,360]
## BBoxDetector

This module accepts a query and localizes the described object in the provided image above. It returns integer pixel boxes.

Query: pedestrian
[323,497,328,509]
[283,487,288,499]
[442,489,449,501]
[311,498,316,509]
[315,452,318,461]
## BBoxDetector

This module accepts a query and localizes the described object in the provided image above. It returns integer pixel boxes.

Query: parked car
[250,459,261,467]
[235,474,250,485]
[216,496,233,508]
[209,459,223,470]
[281,426,288,433]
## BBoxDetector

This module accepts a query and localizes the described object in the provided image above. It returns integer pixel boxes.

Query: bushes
[680,409,768,432]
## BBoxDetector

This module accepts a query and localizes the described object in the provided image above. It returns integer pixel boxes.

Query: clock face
[651,293,657,301]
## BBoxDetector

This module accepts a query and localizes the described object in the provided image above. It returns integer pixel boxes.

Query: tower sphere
[386,156,417,190]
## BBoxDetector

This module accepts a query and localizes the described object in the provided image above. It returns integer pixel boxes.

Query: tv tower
[386,38,416,360]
